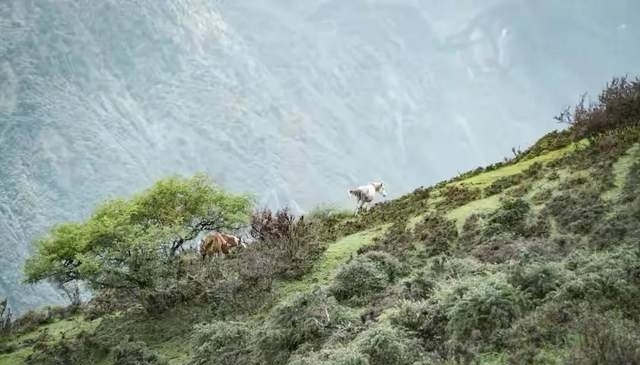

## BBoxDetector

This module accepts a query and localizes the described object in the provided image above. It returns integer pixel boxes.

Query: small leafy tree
[23,173,252,299]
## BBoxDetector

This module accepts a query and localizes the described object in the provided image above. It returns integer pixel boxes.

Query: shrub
[255,289,357,364]
[544,190,607,235]
[436,185,482,210]
[201,247,278,317]
[400,271,436,301]
[11,308,53,335]
[249,208,326,280]
[438,273,527,349]
[438,257,488,279]
[484,198,531,237]
[360,219,413,260]
[622,161,640,201]
[414,214,458,257]
[359,251,406,282]
[25,330,107,365]
[509,261,565,303]
[556,75,640,141]
[589,213,631,249]
[288,347,370,365]
[566,310,640,365]
[523,213,551,238]
[330,259,390,305]
[83,288,138,320]
[559,246,640,317]
[484,174,524,196]
[516,129,573,161]
[388,299,447,352]
[112,339,168,365]
[505,301,573,356]
[355,324,422,365]
[457,214,484,252]
[531,188,553,204]
[523,161,545,178]
[506,347,562,365]
[188,321,250,365]
[470,233,520,264]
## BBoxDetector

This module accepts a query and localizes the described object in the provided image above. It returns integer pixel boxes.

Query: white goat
[348,181,387,213]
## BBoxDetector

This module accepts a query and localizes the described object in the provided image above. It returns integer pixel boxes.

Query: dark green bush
[560,246,640,317]
[530,188,553,204]
[509,261,565,302]
[622,161,640,201]
[436,185,482,210]
[470,233,520,264]
[355,324,422,365]
[547,170,560,180]
[566,310,640,365]
[188,321,250,365]
[457,214,484,252]
[440,274,527,349]
[558,174,589,190]
[516,129,573,161]
[287,347,370,365]
[506,347,562,365]
[589,213,632,249]
[484,174,524,196]
[359,251,406,283]
[505,301,574,355]
[112,339,168,365]
[331,259,389,305]
[400,271,436,301]
[360,219,413,261]
[523,213,551,238]
[484,198,531,237]
[388,299,447,352]
[414,214,458,257]
[255,289,357,364]
[523,161,545,179]
[544,190,607,235]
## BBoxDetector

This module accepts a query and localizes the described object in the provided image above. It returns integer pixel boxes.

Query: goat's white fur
[348,182,387,213]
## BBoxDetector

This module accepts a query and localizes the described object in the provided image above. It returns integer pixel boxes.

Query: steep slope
[2,119,639,365]
[3,0,640,314]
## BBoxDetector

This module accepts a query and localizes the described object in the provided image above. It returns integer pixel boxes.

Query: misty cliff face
[1,0,638,314]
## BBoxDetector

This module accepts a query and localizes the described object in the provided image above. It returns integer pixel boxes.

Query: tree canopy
[23,173,253,294]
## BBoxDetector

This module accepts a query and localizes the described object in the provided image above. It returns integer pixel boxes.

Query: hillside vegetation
[1,76,639,365]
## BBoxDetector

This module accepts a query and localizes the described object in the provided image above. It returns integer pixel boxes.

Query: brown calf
[198,232,245,260]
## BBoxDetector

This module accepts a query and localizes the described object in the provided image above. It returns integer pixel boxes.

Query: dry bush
[556,75,640,141]
[249,208,326,280]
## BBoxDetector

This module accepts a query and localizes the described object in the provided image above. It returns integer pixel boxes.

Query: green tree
[23,173,252,295]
